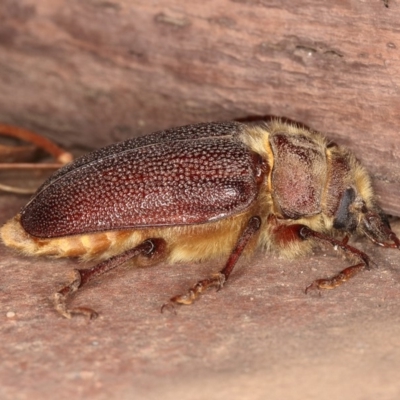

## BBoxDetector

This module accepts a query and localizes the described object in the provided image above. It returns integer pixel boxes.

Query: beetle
[1,120,399,318]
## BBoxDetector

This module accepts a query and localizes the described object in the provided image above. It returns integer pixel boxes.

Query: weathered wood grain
[0,0,399,215]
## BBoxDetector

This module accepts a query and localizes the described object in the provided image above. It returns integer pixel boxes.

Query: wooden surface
[0,0,399,215]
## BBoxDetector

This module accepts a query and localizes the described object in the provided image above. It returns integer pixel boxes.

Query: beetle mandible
[1,120,399,318]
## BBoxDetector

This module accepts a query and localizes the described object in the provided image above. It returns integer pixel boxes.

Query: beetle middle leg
[162,216,261,311]
[53,238,166,319]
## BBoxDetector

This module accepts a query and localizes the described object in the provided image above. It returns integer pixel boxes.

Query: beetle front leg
[297,226,370,293]
[53,238,166,319]
[162,216,261,311]
[270,222,370,292]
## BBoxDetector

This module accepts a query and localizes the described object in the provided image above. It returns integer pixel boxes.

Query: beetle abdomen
[1,215,138,260]
[2,210,261,263]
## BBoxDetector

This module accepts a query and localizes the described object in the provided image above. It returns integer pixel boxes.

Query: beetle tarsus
[53,239,165,318]
[305,262,366,294]
[52,269,99,319]
[53,291,99,319]
[52,269,82,318]
[168,272,226,306]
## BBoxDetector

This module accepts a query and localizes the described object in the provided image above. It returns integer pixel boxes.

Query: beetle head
[333,187,399,249]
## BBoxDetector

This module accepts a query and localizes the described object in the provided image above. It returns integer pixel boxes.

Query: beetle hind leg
[53,238,166,319]
[162,216,261,312]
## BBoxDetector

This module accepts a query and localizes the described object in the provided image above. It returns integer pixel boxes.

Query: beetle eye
[333,187,357,230]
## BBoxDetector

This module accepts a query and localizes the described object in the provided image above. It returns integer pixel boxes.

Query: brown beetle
[1,120,399,318]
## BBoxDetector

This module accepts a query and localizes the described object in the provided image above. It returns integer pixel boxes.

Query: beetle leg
[297,226,370,293]
[53,238,166,319]
[162,216,261,311]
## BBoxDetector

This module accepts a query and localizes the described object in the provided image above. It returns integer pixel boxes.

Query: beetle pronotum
[1,120,399,318]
